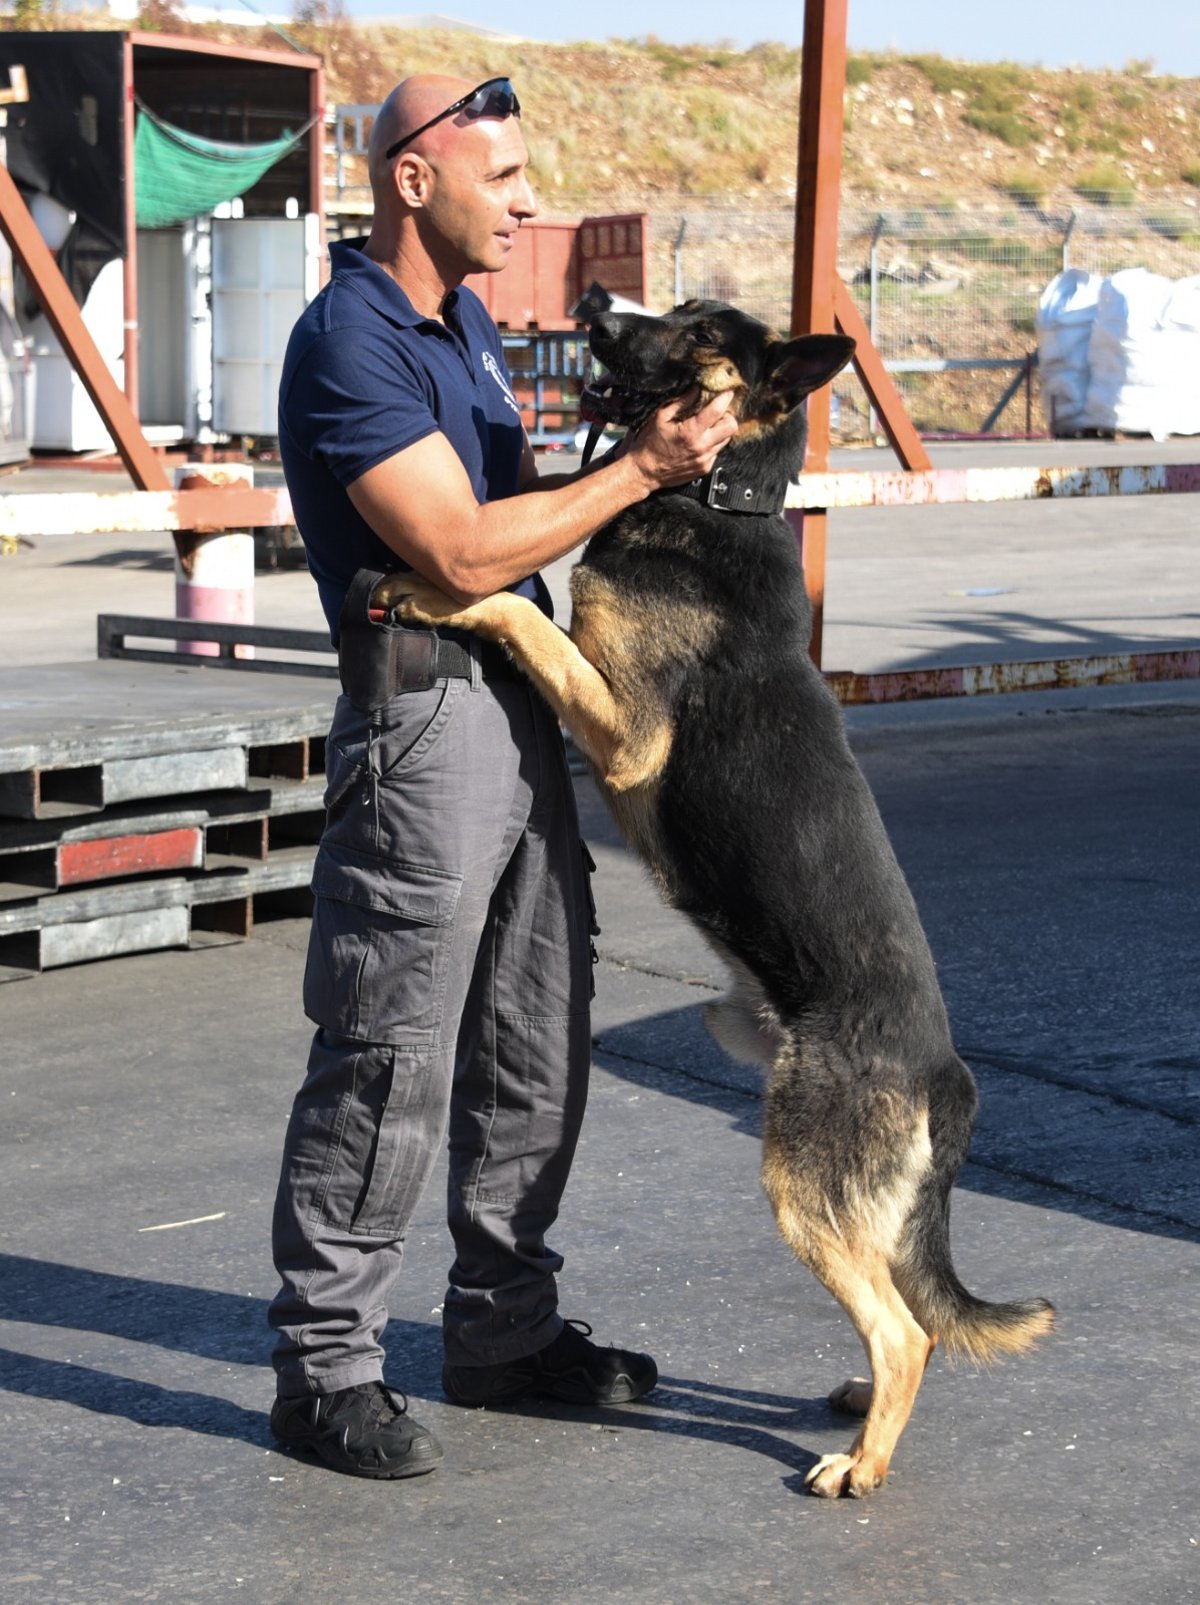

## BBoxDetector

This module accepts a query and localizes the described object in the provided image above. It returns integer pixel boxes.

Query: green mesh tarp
[134,106,306,228]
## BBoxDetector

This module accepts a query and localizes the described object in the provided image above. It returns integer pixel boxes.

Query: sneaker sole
[443,1364,657,1409]
[273,1426,443,1480]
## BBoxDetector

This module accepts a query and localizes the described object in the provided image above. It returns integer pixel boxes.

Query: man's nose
[514,173,539,221]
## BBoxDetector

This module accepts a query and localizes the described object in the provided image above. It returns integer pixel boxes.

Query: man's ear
[394,151,432,208]
[763,333,856,410]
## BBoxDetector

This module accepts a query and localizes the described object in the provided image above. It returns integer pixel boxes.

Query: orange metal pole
[790,0,848,668]
[122,35,140,422]
[833,281,931,471]
[790,0,932,665]
[0,161,170,490]
[309,61,327,279]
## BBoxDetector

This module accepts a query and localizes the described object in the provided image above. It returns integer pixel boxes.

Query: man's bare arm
[346,390,735,605]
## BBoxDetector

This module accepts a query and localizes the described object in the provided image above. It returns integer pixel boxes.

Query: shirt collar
[330,237,461,329]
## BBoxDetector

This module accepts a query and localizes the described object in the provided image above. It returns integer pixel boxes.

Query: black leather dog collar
[666,466,790,517]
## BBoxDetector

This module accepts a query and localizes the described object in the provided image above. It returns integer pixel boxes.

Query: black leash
[580,420,606,468]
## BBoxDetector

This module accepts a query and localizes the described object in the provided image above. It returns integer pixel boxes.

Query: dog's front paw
[805,1449,887,1499]
[373,574,464,628]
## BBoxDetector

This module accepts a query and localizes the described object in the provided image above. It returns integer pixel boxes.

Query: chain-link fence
[667,195,1200,436]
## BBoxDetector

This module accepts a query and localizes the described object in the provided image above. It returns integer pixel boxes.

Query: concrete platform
[2,683,1197,1603]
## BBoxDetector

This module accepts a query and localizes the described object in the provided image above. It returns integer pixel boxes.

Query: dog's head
[580,299,854,436]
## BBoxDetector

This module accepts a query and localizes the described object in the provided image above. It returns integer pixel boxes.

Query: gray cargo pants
[269,656,596,1397]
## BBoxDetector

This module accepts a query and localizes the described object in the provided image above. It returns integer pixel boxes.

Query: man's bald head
[363,71,536,297]
[368,75,478,194]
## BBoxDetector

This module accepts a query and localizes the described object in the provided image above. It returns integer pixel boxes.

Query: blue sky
[347,2,1200,77]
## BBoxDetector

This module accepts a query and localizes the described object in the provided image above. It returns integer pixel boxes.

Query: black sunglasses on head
[385,77,521,161]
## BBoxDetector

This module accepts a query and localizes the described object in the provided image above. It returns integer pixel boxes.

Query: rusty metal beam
[789,462,1200,511]
[128,29,324,72]
[309,61,327,275]
[790,0,846,364]
[833,280,931,472]
[7,462,1190,540]
[0,162,170,491]
[826,649,1200,705]
[0,486,293,538]
[789,0,848,668]
[122,35,140,421]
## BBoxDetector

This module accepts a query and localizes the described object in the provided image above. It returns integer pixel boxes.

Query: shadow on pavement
[595,1006,1200,1247]
[0,1348,272,1446]
[0,1253,834,1480]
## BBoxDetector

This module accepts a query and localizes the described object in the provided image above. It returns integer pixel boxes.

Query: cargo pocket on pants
[303,841,463,1046]
[309,1041,442,1239]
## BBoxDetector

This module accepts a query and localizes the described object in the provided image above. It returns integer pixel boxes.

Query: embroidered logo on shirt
[481,350,522,417]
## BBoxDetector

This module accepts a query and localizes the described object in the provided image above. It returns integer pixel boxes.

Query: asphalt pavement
[1,446,1198,1603]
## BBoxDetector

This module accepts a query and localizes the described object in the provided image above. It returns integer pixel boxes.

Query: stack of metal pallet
[0,660,335,981]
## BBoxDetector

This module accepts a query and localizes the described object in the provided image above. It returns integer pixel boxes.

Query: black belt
[336,568,518,711]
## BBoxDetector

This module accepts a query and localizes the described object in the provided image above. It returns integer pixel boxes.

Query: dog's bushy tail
[894,1207,1055,1364]
[893,1059,1055,1365]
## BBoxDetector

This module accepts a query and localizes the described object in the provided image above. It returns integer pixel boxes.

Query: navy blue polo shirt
[278,237,550,639]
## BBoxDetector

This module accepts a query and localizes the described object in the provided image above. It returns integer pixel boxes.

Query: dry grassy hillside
[13,10,1197,432]
[291,22,1198,212]
[19,10,1197,210]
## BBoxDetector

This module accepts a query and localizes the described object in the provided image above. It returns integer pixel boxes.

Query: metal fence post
[1062,210,1077,272]
[869,212,884,347]
[674,218,688,306]
[868,212,885,435]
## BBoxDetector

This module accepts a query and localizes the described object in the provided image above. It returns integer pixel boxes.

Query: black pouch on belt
[336,568,440,711]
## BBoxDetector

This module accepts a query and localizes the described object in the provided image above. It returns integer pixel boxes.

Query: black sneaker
[442,1319,657,1408]
[270,1382,443,1479]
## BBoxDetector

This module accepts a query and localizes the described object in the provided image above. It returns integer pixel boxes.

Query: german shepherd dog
[376,300,1053,1498]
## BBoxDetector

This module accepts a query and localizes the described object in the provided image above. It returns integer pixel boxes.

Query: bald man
[268,74,736,1480]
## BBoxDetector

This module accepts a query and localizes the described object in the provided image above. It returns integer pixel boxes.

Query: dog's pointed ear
[763,333,856,409]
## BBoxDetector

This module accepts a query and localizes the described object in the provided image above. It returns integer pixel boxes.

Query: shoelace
[348,1382,407,1424]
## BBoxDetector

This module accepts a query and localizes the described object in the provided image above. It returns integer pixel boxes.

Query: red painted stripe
[58,828,204,887]
[826,666,967,704]
[1163,464,1200,495]
[826,648,1200,705]
[1134,649,1200,683]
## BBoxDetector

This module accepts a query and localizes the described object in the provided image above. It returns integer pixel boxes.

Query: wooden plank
[0,778,325,855]
[39,906,190,970]
[58,827,204,887]
[102,749,248,807]
[0,661,334,777]
[0,847,316,939]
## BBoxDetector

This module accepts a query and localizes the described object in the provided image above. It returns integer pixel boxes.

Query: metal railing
[670,196,1200,435]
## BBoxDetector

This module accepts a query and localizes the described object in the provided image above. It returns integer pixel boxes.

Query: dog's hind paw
[828,1378,873,1418]
[805,1450,887,1499]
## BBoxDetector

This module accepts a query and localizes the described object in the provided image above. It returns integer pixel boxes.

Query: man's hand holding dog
[621,389,738,495]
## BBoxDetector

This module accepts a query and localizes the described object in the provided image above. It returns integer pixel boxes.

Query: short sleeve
[280,325,439,487]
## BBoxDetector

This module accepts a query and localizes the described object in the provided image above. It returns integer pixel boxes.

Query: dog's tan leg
[763,1144,931,1499]
[801,1251,932,1499]
[379,578,666,790]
